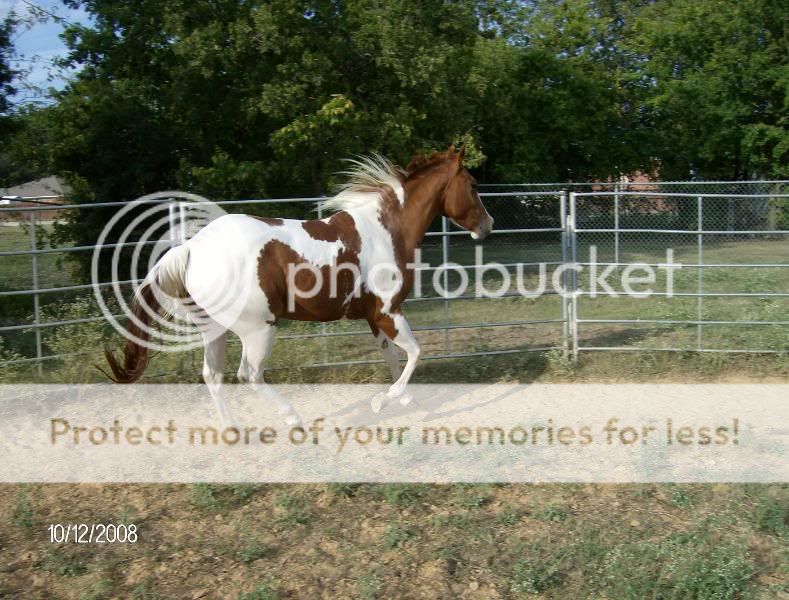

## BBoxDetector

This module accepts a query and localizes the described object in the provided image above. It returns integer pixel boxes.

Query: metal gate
[567,188,789,361]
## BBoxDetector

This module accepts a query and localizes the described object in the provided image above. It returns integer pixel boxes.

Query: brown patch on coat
[301,219,338,241]
[257,212,362,322]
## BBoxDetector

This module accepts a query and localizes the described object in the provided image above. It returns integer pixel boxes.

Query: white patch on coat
[347,203,402,314]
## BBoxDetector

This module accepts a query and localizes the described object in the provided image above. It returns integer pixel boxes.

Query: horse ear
[446,144,455,157]
[453,144,466,170]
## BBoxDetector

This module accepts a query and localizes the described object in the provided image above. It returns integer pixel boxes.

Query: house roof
[0,175,72,199]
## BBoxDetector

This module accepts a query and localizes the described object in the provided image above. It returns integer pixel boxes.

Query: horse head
[407,145,494,240]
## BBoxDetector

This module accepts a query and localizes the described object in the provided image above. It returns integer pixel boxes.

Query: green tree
[9,0,786,283]
[53,0,483,201]
[0,15,16,112]
[44,0,490,278]
[0,14,18,144]
[624,0,788,179]
[471,0,653,182]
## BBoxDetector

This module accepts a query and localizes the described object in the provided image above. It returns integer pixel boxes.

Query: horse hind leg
[239,324,303,428]
[199,322,235,427]
[236,342,251,383]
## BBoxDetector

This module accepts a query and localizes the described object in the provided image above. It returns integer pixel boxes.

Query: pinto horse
[104,146,493,425]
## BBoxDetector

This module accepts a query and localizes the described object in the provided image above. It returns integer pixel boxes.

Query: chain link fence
[567,183,789,359]
[1,180,787,380]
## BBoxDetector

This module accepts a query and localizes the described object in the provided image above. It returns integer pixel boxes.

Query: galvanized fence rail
[1,180,787,377]
[0,191,568,373]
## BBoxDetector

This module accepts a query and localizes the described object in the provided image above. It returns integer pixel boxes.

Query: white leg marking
[386,315,420,404]
[376,333,402,382]
[200,325,234,427]
[241,325,303,427]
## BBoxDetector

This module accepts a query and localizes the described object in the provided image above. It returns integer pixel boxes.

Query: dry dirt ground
[2,331,787,598]
[1,482,787,599]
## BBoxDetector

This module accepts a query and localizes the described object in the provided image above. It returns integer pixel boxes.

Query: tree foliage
[0,15,16,115]
[2,0,786,206]
[0,14,18,145]
[624,0,788,179]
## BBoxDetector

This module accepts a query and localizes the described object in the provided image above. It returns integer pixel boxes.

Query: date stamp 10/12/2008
[47,523,138,544]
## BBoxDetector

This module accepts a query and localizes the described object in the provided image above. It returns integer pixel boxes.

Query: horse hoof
[371,392,387,414]
[399,392,414,407]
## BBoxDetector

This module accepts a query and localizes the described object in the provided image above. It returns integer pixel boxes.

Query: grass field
[1,482,787,598]
[1,218,787,599]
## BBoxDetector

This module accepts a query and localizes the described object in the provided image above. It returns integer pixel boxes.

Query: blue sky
[2,0,92,104]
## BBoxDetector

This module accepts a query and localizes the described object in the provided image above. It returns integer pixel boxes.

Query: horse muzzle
[471,217,494,241]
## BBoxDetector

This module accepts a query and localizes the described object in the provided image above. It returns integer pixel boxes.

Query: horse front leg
[368,325,402,382]
[371,311,420,412]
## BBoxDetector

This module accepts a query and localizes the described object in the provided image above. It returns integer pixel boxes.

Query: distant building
[0,176,72,222]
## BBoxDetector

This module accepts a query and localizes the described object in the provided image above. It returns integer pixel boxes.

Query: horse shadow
[317,324,656,425]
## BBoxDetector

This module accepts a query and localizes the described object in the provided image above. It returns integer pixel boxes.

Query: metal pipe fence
[1,180,787,376]
[568,188,789,360]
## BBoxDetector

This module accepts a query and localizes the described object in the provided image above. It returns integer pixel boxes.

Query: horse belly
[262,260,362,323]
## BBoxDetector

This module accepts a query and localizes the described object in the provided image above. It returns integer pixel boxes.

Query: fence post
[29,211,43,375]
[569,192,579,364]
[613,182,620,265]
[559,191,569,359]
[168,201,177,246]
[441,216,450,354]
[178,201,187,242]
[697,195,704,350]
[317,202,329,365]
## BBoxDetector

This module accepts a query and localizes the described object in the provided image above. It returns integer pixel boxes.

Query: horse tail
[102,244,190,383]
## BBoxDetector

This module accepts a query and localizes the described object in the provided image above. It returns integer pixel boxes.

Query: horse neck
[398,163,452,255]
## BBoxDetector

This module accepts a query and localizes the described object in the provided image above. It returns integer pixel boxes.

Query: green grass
[510,547,565,595]
[0,222,79,299]
[238,582,280,600]
[371,483,430,507]
[40,548,89,577]
[3,482,787,598]
[357,570,384,600]
[590,532,755,599]
[189,483,261,512]
[532,504,570,523]
[383,524,415,549]
[12,486,34,533]
[753,496,789,537]
[237,539,272,563]
[272,491,312,527]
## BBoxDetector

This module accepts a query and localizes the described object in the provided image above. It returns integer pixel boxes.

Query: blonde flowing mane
[320,153,406,213]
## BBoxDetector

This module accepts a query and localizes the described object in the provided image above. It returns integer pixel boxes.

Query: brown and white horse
[104,146,493,425]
